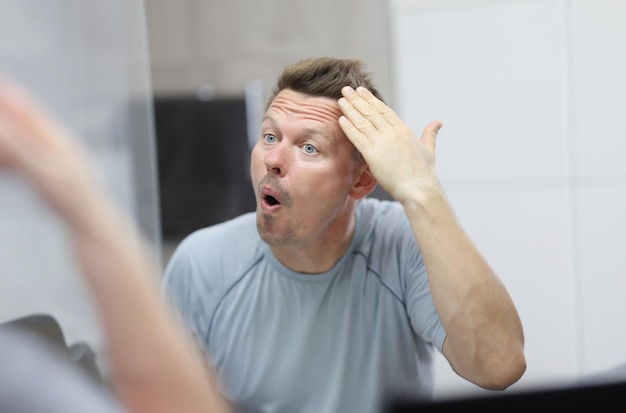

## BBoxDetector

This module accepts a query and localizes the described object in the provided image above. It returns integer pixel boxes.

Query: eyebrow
[261,115,333,143]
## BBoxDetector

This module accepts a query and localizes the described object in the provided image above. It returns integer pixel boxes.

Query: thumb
[420,120,443,153]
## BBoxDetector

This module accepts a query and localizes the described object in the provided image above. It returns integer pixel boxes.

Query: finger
[338,115,374,156]
[353,86,405,128]
[341,86,378,117]
[342,86,405,132]
[340,86,392,133]
[337,95,379,140]
[420,120,443,154]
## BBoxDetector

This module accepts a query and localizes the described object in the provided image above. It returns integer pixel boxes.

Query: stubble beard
[255,175,296,246]
[256,210,297,247]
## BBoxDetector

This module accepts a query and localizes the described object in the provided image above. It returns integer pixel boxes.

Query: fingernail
[342,86,355,96]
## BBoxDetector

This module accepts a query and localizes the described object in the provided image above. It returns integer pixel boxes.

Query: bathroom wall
[390,0,626,398]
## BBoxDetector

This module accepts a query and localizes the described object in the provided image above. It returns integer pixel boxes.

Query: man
[163,57,526,413]
[0,78,231,413]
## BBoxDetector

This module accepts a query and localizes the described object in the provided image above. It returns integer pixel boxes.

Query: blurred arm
[0,77,231,413]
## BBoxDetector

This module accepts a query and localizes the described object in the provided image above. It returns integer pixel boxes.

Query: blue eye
[264,134,277,143]
[303,144,318,154]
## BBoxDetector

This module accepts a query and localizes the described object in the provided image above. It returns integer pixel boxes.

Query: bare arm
[0,78,231,413]
[337,86,526,389]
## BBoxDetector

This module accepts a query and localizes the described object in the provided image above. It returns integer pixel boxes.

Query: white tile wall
[570,0,626,177]
[392,0,568,183]
[568,0,626,377]
[576,184,626,374]
[391,0,626,398]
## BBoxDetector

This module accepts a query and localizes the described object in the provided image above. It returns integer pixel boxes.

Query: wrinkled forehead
[265,89,343,127]
[264,89,362,164]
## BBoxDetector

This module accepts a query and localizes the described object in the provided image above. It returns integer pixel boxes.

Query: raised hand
[337,85,443,204]
[0,77,101,225]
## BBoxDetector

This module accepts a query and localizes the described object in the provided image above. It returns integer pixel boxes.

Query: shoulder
[161,213,265,338]
[171,212,259,261]
[162,212,262,295]
[358,197,407,222]
[179,212,259,249]
[354,197,423,291]
[356,197,414,246]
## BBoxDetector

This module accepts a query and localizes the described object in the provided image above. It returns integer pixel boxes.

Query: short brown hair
[266,57,384,109]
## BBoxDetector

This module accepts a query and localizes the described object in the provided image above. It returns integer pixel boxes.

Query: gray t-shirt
[163,197,447,413]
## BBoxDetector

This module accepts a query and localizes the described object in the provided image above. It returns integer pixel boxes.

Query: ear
[348,162,377,200]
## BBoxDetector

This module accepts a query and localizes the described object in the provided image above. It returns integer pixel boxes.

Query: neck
[271,210,357,274]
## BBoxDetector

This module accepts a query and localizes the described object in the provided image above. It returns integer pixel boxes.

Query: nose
[263,142,288,176]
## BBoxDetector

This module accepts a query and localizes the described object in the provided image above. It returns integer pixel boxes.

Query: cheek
[249,148,265,182]
[297,170,352,201]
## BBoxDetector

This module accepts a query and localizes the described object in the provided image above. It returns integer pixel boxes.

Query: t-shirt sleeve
[391,206,447,352]
[161,233,214,349]
[403,245,447,353]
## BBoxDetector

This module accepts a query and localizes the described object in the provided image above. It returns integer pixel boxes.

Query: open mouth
[259,183,285,210]
[264,195,280,206]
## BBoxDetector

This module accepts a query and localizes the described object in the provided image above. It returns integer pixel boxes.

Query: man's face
[250,89,359,247]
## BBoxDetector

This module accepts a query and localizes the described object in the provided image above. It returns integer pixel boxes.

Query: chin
[258,232,287,247]
[257,228,294,247]
[256,212,298,246]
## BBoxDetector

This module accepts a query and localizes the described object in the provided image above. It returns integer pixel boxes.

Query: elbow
[445,325,527,390]
[479,347,527,390]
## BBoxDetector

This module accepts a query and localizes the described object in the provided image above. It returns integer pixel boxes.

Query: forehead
[265,89,342,126]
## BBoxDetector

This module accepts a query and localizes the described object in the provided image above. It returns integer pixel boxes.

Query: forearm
[402,188,526,389]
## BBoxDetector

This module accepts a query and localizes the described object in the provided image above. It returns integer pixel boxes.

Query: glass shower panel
[0,0,160,373]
